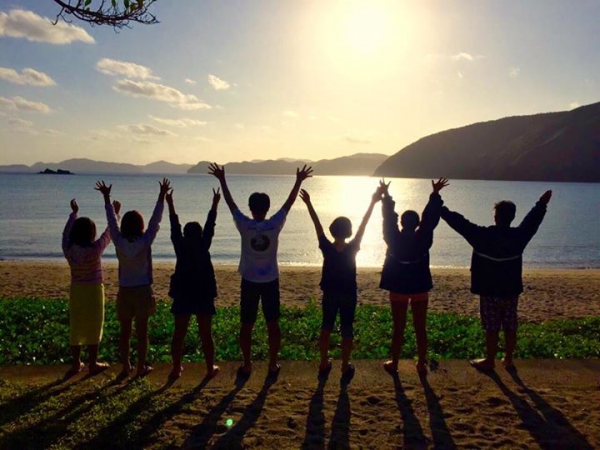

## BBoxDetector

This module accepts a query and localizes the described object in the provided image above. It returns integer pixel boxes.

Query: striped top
[62,213,111,284]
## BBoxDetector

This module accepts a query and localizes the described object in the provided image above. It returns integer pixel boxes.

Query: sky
[1,0,600,166]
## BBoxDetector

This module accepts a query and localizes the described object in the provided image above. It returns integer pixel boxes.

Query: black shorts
[240,278,280,324]
[479,296,519,332]
[321,290,357,338]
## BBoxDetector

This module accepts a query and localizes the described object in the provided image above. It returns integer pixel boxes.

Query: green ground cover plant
[0,297,599,365]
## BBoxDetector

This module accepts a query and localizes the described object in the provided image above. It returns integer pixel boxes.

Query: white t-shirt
[233,208,287,282]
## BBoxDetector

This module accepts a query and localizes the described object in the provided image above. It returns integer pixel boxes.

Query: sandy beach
[1,261,599,322]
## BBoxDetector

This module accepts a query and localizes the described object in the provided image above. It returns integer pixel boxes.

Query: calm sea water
[0,173,598,269]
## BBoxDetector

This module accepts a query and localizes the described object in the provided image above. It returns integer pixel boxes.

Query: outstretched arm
[95,180,122,244]
[299,189,324,237]
[354,186,383,244]
[281,165,313,212]
[518,190,552,240]
[166,189,183,246]
[208,163,238,213]
[379,179,399,244]
[440,207,482,242]
[62,199,78,252]
[420,177,448,233]
[203,187,221,249]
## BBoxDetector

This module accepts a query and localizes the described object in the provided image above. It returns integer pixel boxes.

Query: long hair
[69,217,97,247]
[121,210,144,241]
[183,221,203,241]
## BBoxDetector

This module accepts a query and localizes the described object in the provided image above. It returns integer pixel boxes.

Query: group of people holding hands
[62,164,551,381]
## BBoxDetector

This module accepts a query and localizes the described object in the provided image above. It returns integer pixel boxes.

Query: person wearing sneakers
[441,190,552,372]
[379,178,448,376]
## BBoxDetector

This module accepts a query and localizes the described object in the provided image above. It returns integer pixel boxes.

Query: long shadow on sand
[183,371,251,448]
[391,373,428,449]
[419,374,457,449]
[485,368,593,449]
[301,372,328,449]
[328,379,351,449]
[0,375,125,449]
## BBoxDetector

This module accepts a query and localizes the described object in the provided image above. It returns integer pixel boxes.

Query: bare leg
[266,320,281,371]
[170,314,191,379]
[118,319,133,376]
[239,323,254,373]
[411,297,429,372]
[135,316,151,376]
[70,345,83,370]
[341,337,353,372]
[503,330,517,368]
[471,330,498,371]
[197,314,218,377]
[319,329,332,369]
[385,296,408,373]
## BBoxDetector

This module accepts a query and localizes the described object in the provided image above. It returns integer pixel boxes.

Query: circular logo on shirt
[251,234,270,252]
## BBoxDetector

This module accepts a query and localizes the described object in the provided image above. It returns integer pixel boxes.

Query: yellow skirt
[69,283,105,346]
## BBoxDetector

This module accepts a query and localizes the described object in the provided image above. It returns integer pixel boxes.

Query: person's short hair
[183,221,203,240]
[494,200,516,225]
[249,192,270,215]
[401,210,420,231]
[329,216,352,239]
[69,217,96,247]
[121,210,144,241]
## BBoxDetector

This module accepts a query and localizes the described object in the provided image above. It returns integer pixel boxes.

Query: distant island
[0,153,389,177]
[38,168,73,175]
[374,101,600,182]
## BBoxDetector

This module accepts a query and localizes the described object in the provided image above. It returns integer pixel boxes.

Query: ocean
[0,173,598,269]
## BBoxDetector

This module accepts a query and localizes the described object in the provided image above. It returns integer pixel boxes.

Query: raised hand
[212,187,221,205]
[299,189,311,204]
[94,180,112,197]
[165,189,174,205]
[372,186,384,203]
[431,177,449,194]
[379,178,391,196]
[70,199,79,214]
[296,165,313,182]
[159,178,171,200]
[208,163,225,181]
[539,190,552,205]
[112,200,121,216]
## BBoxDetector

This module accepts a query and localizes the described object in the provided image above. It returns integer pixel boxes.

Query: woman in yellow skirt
[62,198,114,376]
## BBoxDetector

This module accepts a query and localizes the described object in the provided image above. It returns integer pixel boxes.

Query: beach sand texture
[1,261,599,322]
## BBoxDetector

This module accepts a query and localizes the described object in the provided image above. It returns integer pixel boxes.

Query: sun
[339,3,391,56]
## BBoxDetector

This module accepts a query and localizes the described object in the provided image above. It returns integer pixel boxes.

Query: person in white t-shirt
[209,162,313,377]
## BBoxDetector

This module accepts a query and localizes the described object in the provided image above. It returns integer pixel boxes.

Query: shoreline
[1,261,598,322]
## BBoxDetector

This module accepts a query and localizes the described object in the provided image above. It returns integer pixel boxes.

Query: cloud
[113,79,211,110]
[0,67,56,86]
[44,128,63,136]
[508,67,521,78]
[343,136,372,145]
[184,78,197,85]
[425,52,484,62]
[8,117,33,127]
[96,58,158,80]
[207,74,230,91]
[0,96,51,113]
[148,115,207,127]
[0,9,94,44]
[117,123,176,136]
[283,110,299,118]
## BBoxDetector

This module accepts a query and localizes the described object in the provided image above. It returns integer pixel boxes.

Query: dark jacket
[379,192,443,294]
[441,201,547,297]
[168,210,217,301]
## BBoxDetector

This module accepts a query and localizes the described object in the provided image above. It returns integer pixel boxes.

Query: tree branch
[52,0,159,28]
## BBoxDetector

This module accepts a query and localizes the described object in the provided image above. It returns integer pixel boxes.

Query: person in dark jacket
[380,178,449,376]
[166,187,221,380]
[441,190,552,372]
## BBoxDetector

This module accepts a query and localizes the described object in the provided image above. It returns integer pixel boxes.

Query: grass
[1,297,599,365]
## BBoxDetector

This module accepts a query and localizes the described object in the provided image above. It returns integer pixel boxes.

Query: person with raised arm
[166,186,221,381]
[62,197,113,377]
[441,190,552,372]
[300,186,382,381]
[208,163,312,377]
[379,178,449,376]
[96,178,170,379]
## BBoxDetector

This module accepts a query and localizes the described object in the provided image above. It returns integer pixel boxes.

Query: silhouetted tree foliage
[52,0,158,28]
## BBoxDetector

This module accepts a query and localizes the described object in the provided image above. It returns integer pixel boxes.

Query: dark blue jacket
[441,201,547,297]
[168,210,217,301]
[379,192,443,294]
